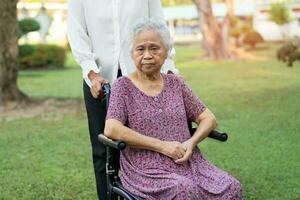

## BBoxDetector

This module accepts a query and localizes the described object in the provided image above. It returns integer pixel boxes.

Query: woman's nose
[143,49,152,59]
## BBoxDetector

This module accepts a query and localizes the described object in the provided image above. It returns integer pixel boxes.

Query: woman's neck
[134,71,162,84]
[129,71,164,96]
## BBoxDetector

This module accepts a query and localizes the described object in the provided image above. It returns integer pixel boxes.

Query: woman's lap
[121,150,243,199]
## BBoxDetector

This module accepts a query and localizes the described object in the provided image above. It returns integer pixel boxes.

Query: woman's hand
[161,141,186,161]
[175,139,196,165]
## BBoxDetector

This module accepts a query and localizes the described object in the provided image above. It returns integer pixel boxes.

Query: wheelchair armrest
[208,130,228,142]
[98,129,227,151]
[98,134,126,150]
[190,128,228,142]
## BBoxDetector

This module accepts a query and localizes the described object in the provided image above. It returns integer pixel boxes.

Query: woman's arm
[104,119,186,161]
[190,108,218,145]
[174,78,217,164]
[175,109,217,164]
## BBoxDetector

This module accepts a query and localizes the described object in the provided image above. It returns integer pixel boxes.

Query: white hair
[127,18,173,53]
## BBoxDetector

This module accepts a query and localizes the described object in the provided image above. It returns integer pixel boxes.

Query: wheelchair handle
[98,134,126,150]
[102,83,111,96]
[102,83,111,110]
[208,130,228,142]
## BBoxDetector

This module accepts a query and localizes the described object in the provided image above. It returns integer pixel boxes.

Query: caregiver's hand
[88,70,108,98]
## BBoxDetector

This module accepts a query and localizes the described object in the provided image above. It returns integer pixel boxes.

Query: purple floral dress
[106,74,243,200]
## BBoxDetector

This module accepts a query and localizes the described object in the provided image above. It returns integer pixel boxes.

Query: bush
[19,44,36,57]
[230,27,243,46]
[229,18,253,47]
[242,31,264,49]
[277,36,300,67]
[270,3,290,26]
[18,18,40,38]
[19,44,66,69]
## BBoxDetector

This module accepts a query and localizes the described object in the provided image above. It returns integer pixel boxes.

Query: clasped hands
[161,139,197,165]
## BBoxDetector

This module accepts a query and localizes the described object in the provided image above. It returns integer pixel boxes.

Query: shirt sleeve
[106,79,128,124]
[181,80,207,122]
[149,0,179,74]
[67,0,101,83]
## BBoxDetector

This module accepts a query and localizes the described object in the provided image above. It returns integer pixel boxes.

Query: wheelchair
[98,83,228,200]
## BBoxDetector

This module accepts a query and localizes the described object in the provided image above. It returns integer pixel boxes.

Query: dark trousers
[83,81,107,200]
[83,70,122,200]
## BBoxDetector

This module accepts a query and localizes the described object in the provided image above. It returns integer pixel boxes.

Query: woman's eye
[136,48,144,53]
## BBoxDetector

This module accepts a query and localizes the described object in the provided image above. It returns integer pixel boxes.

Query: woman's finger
[177,148,185,159]
[175,150,192,164]
[175,155,188,164]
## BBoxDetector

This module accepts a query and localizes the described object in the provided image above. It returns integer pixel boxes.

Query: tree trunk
[226,0,234,19]
[0,0,27,106]
[194,0,232,59]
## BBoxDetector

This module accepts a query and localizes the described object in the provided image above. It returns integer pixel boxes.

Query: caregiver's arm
[67,0,106,96]
[104,119,186,160]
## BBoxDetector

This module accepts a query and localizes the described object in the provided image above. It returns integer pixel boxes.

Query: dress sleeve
[181,80,207,122]
[106,79,128,124]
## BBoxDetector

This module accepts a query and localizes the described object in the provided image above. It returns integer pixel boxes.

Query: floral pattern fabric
[106,74,243,200]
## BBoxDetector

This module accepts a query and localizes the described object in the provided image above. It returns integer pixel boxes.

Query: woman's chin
[141,66,158,75]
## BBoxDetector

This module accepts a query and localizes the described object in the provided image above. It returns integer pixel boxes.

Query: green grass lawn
[1,43,300,199]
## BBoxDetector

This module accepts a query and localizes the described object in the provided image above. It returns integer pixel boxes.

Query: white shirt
[67,0,178,87]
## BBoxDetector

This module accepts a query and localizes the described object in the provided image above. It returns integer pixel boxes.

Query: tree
[0,0,27,105]
[164,0,262,60]
[193,0,232,59]
[269,3,290,40]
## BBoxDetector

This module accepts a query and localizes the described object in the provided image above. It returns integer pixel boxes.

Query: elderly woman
[104,19,243,200]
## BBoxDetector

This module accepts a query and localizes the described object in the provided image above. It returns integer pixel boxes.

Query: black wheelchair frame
[98,83,228,200]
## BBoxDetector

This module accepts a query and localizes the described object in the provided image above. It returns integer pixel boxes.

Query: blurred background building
[17,0,300,45]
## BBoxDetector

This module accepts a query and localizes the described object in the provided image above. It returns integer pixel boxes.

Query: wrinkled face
[132,30,168,75]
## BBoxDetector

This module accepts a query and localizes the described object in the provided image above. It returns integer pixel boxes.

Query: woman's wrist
[189,136,200,148]
[155,140,166,154]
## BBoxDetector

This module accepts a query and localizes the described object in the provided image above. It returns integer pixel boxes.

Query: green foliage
[19,44,66,69]
[18,18,40,38]
[229,17,241,39]
[242,30,264,49]
[277,37,300,67]
[229,18,254,46]
[162,0,192,6]
[269,3,290,25]
[229,27,241,39]
[19,44,36,57]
